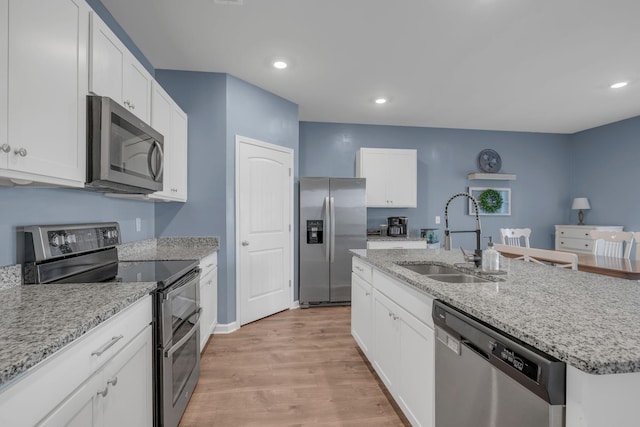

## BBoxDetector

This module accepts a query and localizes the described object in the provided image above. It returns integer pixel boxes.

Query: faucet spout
[444,192,482,266]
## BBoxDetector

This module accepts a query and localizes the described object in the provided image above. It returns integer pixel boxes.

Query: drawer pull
[91,335,124,357]
[97,386,109,398]
[107,376,118,387]
[355,266,364,272]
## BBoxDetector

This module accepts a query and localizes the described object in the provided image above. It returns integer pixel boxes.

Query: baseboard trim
[214,321,239,334]
[290,300,300,310]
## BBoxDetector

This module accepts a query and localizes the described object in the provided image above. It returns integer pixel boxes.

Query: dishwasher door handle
[461,339,490,360]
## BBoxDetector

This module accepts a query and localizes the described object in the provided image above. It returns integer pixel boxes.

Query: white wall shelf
[467,173,517,181]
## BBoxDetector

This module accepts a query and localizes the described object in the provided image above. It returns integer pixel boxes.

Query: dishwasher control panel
[493,342,539,382]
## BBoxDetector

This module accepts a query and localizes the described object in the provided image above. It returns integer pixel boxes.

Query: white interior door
[237,136,293,326]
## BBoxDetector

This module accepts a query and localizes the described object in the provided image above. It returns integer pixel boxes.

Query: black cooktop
[117,260,198,286]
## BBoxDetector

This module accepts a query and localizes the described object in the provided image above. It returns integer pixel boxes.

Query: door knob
[242,241,250,246]
[14,147,27,157]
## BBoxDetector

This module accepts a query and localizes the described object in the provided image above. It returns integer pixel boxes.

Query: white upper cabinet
[149,81,188,202]
[89,12,152,124]
[356,148,417,208]
[0,0,88,187]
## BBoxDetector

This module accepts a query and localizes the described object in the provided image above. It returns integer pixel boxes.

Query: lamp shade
[571,197,591,210]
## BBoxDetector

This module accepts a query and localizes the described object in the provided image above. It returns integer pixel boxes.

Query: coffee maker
[387,216,408,237]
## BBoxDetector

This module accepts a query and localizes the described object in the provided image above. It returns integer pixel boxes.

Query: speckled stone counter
[118,236,219,261]
[0,278,156,388]
[0,265,21,291]
[351,248,640,375]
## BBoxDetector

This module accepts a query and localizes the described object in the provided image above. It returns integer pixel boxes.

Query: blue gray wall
[299,122,572,250]
[569,116,640,230]
[154,71,299,325]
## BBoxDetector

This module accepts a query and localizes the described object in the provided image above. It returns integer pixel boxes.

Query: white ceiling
[101,0,640,134]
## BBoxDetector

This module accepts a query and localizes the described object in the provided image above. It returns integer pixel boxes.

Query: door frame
[235,135,295,327]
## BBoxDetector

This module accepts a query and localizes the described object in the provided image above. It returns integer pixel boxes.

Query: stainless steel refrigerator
[299,177,366,306]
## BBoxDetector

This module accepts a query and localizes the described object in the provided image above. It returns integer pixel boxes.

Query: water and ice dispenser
[306,220,323,244]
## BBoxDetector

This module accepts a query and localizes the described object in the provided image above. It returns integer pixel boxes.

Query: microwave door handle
[147,140,164,182]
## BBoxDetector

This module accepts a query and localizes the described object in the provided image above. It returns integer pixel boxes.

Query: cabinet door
[398,308,434,427]
[6,0,87,184]
[102,326,153,427]
[171,106,188,201]
[358,149,389,207]
[89,12,124,104]
[37,373,102,427]
[123,57,152,123]
[0,0,7,169]
[351,273,373,357]
[199,270,213,352]
[386,150,417,207]
[150,82,174,200]
[373,290,400,393]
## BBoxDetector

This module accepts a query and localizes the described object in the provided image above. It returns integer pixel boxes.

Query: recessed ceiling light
[610,81,628,89]
[375,98,387,104]
[273,61,288,69]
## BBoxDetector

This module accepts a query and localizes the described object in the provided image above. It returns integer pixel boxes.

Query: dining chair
[499,228,531,247]
[589,230,634,259]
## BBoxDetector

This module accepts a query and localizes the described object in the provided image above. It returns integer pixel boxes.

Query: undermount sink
[395,262,491,284]
[396,263,460,275]
[426,274,490,283]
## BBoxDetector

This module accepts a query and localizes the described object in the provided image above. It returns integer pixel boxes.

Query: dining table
[497,246,640,280]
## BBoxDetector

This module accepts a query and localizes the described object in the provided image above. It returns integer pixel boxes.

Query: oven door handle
[163,269,201,300]
[164,311,200,358]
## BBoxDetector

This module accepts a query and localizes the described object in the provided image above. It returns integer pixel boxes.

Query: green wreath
[478,189,503,213]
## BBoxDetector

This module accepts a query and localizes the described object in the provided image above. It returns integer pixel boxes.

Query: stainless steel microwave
[86,95,164,194]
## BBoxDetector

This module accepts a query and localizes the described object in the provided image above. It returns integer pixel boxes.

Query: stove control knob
[103,228,118,240]
[50,233,65,247]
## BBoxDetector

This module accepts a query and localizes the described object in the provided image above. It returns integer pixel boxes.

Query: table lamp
[571,197,590,225]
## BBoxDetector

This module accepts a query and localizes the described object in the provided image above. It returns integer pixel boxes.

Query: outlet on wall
[435,216,441,224]
[135,217,141,232]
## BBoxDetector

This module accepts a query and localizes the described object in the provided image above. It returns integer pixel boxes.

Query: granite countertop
[352,248,640,375]
[0,236,219,389]
[0,280,156,388]
[118,236,219,261]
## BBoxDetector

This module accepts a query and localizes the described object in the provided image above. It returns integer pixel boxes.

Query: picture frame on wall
[468,187,511,216]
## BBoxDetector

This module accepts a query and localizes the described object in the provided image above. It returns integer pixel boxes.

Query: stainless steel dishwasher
[432,301,566,427]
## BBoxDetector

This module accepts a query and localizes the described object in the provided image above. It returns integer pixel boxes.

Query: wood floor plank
[179,306,410,426]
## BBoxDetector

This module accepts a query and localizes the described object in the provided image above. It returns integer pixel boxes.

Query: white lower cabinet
[39,325,153,427]
[367,240,427,249]
[0,296,152,427]
[199,252,218,352]
[352,257,434,427]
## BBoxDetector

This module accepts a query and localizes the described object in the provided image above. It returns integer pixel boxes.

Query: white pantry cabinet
[351,257,435,427]
[149,81,188,202]
[0,296,152,427]
[199,252,218,352]
[0,0,88,188]
[89,12,152,124]
[356,148,417,208]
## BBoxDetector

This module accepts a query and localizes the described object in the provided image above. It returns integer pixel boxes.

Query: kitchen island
[352,248,640,427]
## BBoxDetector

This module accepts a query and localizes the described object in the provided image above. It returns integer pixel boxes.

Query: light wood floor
[179,306,410,426]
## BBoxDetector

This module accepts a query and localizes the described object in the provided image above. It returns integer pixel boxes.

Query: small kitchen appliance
[387,216,408,237]
[17,222,200,427]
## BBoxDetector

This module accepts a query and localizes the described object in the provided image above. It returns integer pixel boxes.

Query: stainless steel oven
[156,268,201,427]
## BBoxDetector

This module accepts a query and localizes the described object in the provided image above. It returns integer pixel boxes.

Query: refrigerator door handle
[330,196,336,262]
[324,196,330,262]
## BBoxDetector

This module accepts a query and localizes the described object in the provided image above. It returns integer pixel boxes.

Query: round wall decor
[478,149,502,173]
[478,189,503,213]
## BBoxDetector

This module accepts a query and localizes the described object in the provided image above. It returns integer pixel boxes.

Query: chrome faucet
[444,192,482,267]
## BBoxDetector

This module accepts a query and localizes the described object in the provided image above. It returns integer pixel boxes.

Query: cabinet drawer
[199,252,218,277]
[372,269,434,328]
[557,228,592,239]
[352,257,373,283]
[557,237,592,253]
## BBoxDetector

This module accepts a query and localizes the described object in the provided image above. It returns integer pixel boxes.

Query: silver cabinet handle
[14,147,27,157]
[0,144,9,153]
[365,292,370,296]
[107,376,118,387]
[355,266,363,272]
[91,335,124,357]
[97,386,109,398]
[242,241,250,246]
